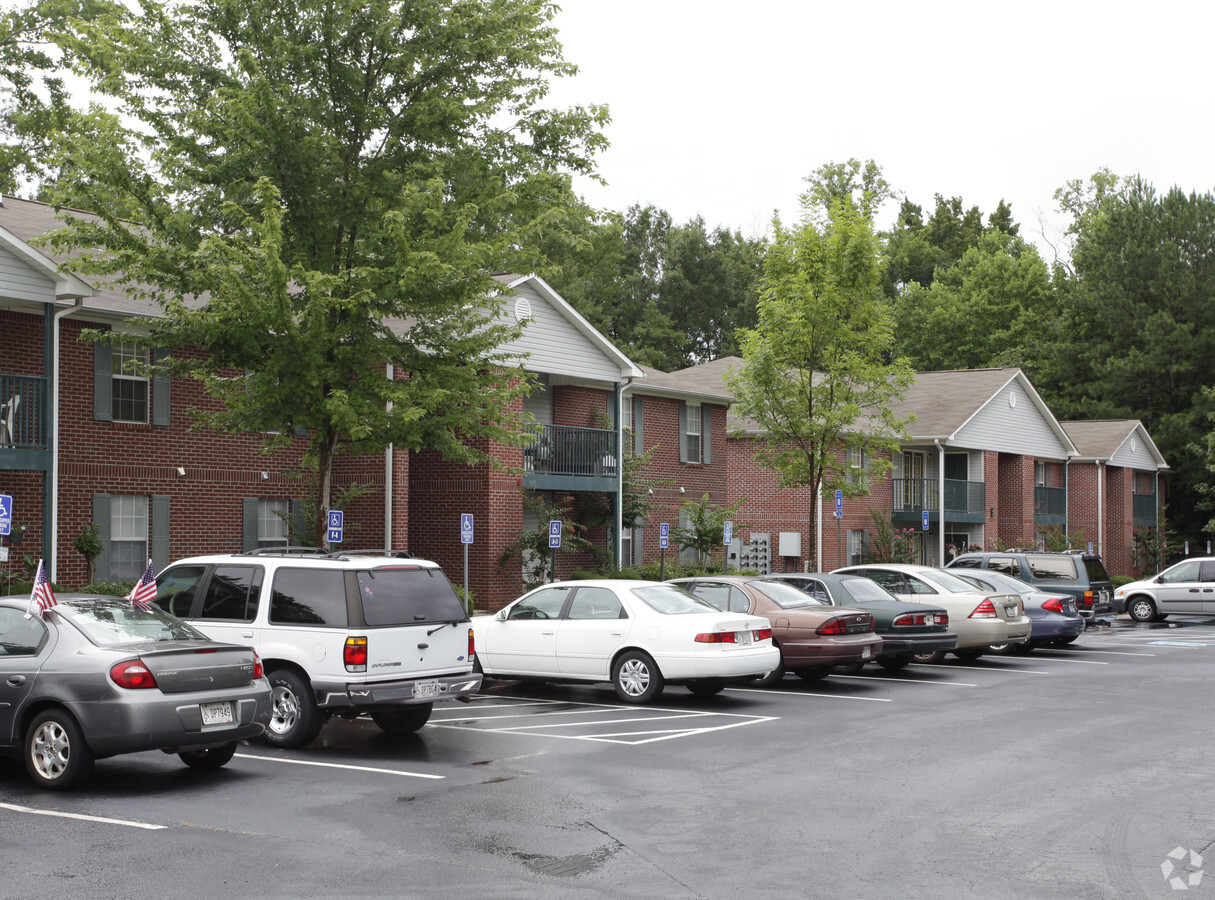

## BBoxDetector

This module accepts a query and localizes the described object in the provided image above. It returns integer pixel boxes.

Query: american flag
[127,559,157,611]
[30,559,56,616]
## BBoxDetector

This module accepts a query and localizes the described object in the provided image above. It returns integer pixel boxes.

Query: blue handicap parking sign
[461,513,474,544]
[0,494,10,536]
[659,522,670,549]
[548,520,563,548]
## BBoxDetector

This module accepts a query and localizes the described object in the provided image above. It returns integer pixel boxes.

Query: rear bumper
[780,633,884,668]
[314,672,483,710]
[955,617,1032,650]
[659,645,782,681]
[1029,616,1086,641]
[877,631,958,656]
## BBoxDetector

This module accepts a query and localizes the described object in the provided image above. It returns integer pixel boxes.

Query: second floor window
[112,342,149,423]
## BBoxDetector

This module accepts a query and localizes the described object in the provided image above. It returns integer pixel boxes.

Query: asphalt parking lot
[3,617,1214,899]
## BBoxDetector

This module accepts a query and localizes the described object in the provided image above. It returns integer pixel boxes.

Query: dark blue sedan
[952,570,1085,651]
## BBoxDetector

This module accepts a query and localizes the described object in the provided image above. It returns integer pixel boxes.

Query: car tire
[793,666,830,682]
[179,741,239,770]
[1127,597,1158,623]
[911,650,946,664]
[953,649,984,661]
[25,708,95,791]
[371,705,433,734]
[687,680,725,697]
[612,650,664,703]
[1017,641,1041,654]
[751,656,786,687]
[265,669,324,748]
[876,655,912,671]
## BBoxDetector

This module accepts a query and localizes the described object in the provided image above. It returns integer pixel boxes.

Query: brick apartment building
[0,196,1169,611]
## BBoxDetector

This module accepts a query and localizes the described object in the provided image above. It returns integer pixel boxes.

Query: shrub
[81,580,138,596]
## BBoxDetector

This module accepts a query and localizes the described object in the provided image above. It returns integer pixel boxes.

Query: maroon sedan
[668,575,882,686]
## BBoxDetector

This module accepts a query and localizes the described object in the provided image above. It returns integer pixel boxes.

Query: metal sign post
[548,520,563,583]
[722,521,733,574]
[659,523,670,581]
[460,514,474,610]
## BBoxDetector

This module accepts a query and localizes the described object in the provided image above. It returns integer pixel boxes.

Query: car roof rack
[238,546,329,557]
[322,548,419,560]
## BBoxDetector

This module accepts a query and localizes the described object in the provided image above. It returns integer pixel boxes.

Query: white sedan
[472,580,780,703]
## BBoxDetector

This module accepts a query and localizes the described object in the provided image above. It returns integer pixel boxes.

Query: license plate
[201,701,233,726]
[862,646,871,659]
[735,631,753,645]
[1005,606,1018,618]
[414,680,439,700]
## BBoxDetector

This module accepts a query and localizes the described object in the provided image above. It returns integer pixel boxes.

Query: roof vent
[514,297,532,322]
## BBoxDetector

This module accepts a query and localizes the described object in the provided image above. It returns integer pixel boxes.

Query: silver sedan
[0,594,272,790]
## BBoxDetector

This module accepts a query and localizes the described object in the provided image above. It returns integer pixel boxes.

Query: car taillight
[753,628,773,642]
[969,599,998,619]
[252,651,264,680]
[468,627,476,661]
[816,618,847,635]
[344,636,368,672]
[1082,590,1094,607]
[110,659,158,689]
[1042,598,1065,614]
[696,631,738,643]
[894,612,945,627]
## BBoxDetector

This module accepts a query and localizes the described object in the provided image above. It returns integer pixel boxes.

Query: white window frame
[685,403,702,465]
[111,341,150,423]
[258,499,290,548]
[110,494,149,581]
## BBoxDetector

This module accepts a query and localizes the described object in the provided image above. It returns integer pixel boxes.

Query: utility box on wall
[778,532,801,558]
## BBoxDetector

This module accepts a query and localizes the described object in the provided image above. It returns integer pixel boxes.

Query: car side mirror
[495,609,508,622]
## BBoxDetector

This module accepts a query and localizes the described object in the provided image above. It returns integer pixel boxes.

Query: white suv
[154,549,481,748]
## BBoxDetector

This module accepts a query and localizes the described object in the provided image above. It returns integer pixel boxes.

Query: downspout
[934,440,945,566]
[615,379,631,570]
[384,363,394,551]
[1097,460,1104,558]
[49,298,87,582]
[815,482,822,574]
[1064,459,1070,541]
[1154,469,1161,568]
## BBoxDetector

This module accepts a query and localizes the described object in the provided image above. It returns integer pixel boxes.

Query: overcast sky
[544,0,1214,260]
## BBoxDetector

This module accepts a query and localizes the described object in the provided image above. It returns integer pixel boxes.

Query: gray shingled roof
[1059,420,1140,459]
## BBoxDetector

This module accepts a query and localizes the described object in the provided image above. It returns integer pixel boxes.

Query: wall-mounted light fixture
[989,507,995,519]
[679,486,686,494]
[261,471,270,481]
[175,466,186,478]
[647,488,654,495]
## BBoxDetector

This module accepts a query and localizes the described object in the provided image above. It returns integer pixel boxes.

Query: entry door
[903,452,925,508]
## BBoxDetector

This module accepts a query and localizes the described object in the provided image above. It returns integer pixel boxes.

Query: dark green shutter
[152,348,171,426]
[93,342,112,422]
[290,499,307,545]
[92,494,111,580]
[678,403,688,463]
[151,495,170,571]
[243,498,259,551]
[633,398,644,455]
[703,407,712,465]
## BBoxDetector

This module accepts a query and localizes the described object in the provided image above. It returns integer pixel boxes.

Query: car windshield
[924,569,989,593]
[838,578,898,603]
[632,584,721,615]
[55,598,207,644]
[751,580,822,608]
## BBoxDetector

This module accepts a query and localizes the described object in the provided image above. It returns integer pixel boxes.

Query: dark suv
[946,550,1115,625]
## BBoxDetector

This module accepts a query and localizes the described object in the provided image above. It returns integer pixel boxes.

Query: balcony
[892,478,986,524]
[522,424,618,493]
[1034,485,1066,525]
[1132,493,1158,527]
[0,374,49,470]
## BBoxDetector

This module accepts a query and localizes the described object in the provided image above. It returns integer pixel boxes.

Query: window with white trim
[110,494,149,581]
[685,403,701,464]
[621,527,633,567]
[111,341,150,423]
[258,499,290,548]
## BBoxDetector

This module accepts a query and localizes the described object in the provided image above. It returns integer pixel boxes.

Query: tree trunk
[314,433,337,548]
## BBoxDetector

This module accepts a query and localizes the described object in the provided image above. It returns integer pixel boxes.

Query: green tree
[672,493,746,567]
[727,183,913,571]
[43,0,608,546]
[498,492,600,589]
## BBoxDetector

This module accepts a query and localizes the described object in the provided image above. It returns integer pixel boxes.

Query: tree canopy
[39,0,609,544]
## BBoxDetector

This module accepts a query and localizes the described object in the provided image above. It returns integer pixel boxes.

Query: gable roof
[1061,420,1169,470]
[625,362,733,404]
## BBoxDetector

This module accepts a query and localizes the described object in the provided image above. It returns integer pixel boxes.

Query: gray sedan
[0,594,271,790]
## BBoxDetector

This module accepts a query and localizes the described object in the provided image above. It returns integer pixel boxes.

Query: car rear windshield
[56,598,207,645]
[632,584,720,615]
[1083,556,1111,582]
[1026,556,1079,580]
[356,567,467,626]
[752,580,822,609]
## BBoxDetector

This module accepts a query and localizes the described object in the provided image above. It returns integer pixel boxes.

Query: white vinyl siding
[496,281,623,383]
[953,380,1070,458]
[0,245,57,303]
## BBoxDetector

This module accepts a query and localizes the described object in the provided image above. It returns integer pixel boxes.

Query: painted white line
[726,686,893,702]
[436,706,677,723]
[1013,657,1108,665]
[491,713,716,731]
[909,663,1050,675]
[834,674,978,686]
[431,715,778,745]
[0,802,166,830]
[234,754,444,780]
[1041,648,1155,657]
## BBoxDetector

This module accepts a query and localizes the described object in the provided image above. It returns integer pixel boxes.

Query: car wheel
[687,680,725,697]
[371,705,433,734]
[793,666,830,682]
[751,656,786,687]
[953,649,984,661]
[179,741,238,770]
[25,708,95,791]
[612,651,664,703]
[266,669,324,748]
[1127,597,1158,623]
[876,655,912,671]
[911,650,946,664]
[1017,641,1041,654]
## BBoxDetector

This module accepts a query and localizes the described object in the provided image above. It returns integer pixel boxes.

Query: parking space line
[234,754,444,779]
[1014,657,1108,665]
[1042,648,1154,657]
[431,713,778,746]
[909,663,1050,674]
[834,674,978,686]
[0,802,167,830]
[495,712,717,730]
[726,686,893,702]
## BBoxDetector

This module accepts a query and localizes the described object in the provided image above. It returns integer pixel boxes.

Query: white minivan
[1114,557,1215,622]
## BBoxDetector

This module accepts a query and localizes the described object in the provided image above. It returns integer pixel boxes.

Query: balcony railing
[892,478,986,519]
[1132,493,1158,526]
[0,374,47,450]
[1034,485,1066,523]
[522,424,618,490]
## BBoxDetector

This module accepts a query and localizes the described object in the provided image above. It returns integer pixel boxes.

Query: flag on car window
[29,559,56,617]
[127,559,157,611]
